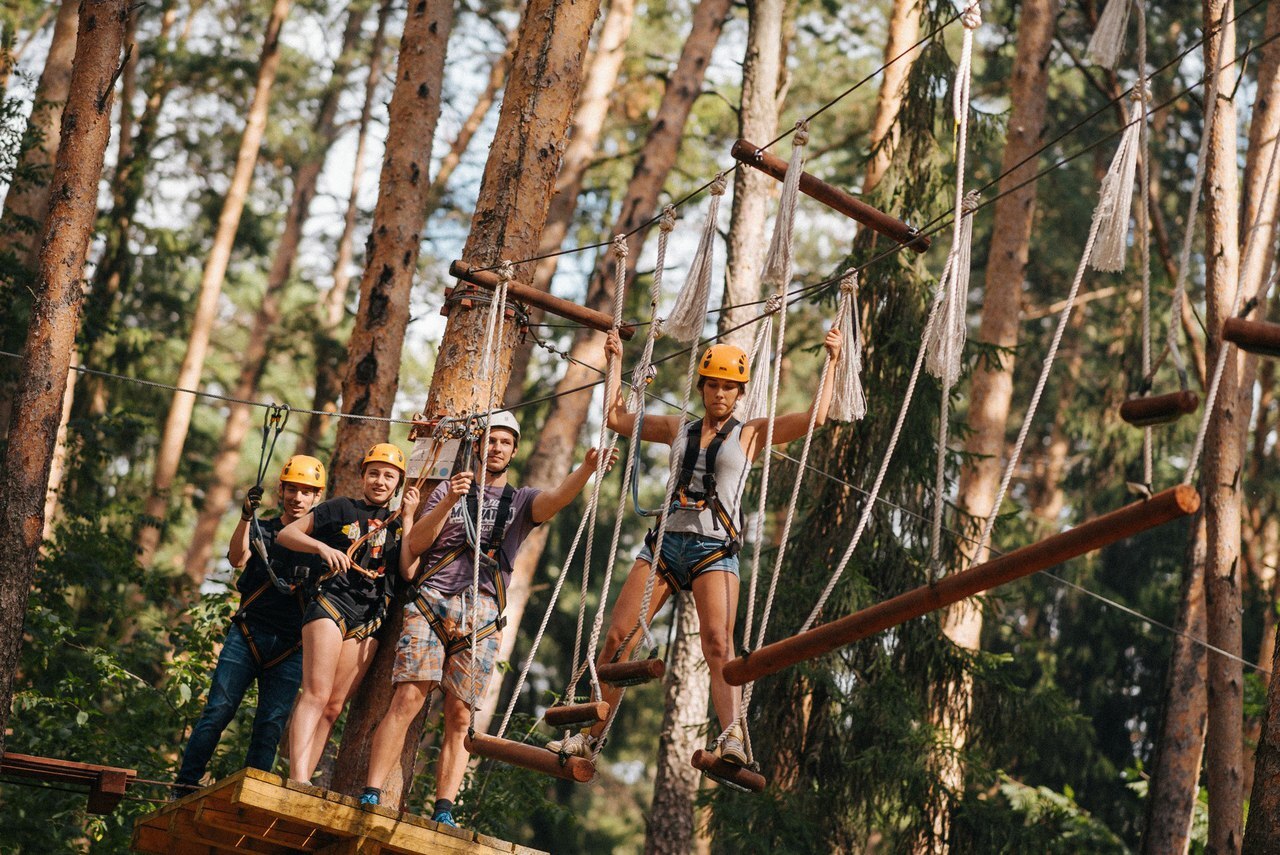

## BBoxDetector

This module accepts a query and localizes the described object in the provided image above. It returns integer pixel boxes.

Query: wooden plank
[723,485,1201,685]
[315,838,382,855]
[730,139,931,252]
[164,805,291,854]
[449,261,636,340]
[193,802,324,851]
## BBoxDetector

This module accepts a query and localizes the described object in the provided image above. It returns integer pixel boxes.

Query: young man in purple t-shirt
[360,411,615,824]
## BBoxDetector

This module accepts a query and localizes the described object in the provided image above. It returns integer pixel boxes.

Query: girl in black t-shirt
[277,443,420,784]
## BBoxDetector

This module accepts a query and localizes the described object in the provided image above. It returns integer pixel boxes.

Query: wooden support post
[1119,390,1200,427]
[449,261,636,339]
[1223,317,1280,358]
[690,750,767,792]
[597,658,665,687]
[543,701,610,729]
[464,732,596,783]
[723,485,1200,686]
[730,139,930,252]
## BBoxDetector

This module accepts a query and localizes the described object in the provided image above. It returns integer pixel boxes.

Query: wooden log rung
[1119,390,1200,427]
[690,750,766,793]
[464,732,596,783]
[722,485,1200,686]
[543,701,610,729]
[1223,317,1280,358]
[597,658,665,687]
[731,139,930,253]
[450,261,636,340]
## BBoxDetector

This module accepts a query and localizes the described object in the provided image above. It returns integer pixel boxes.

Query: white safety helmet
[485,411,521,443]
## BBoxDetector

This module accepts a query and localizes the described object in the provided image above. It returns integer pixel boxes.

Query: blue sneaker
[358,791,380,807]
[432,809,458,828]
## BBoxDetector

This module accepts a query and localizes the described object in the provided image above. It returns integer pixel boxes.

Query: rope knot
[961,190,981,215]
[659,205,677,233]
[497,259,515,283]
[612,234,629,259]
[710,172,728,196]
[1129,81,1148,104]
[652,317,666,339]
[793,120,810,147]
[839,272,858,295]
[961,1,981,29]
[764,294,784,314]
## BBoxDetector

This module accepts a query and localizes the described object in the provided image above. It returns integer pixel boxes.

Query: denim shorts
[637,530,739,592]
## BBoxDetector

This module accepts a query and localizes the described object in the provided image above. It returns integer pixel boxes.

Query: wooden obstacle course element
[690,750,766,793]
[464,732,595,784]
[1,751,136,814]
[723,485,1200,686]
[1223,317,1280,358]
[449,261,636,340]
[597,658,665,687]
[543,701,610,729]
[1119,390,1200,427]
[730,139,930,253]
[132,767,544,855]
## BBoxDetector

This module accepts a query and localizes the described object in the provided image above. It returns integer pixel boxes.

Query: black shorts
[303,583,388,640]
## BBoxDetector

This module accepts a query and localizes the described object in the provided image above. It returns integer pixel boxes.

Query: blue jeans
[175,622,303,786]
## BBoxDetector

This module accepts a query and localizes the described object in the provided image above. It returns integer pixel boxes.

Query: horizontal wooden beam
[2,751,136,815]
[1119,390,1200,427]
[543,701,610,729]
[1223,317,1280,358]
[449,261,636,340]
[723,485,1200,686]
[690,750,766,792]
[598,658,665,687]
[731,139,930,253]
[465,732,596,783]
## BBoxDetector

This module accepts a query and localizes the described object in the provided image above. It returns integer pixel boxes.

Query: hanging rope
[1135,7,1155,488]
[666,174,728,342]
[829,273,867,423]
[739,307,778,422]
[760,121,809,289]
[1087,0,1135,70]
[1088,95,1142,274]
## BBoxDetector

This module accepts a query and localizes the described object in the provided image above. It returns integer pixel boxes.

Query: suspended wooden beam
[598,658,665,687]
[690,750,767,793]
[723,485,1200,686]
[543,701,610,729]
[1223,317,1280,358]
[1,751,135,814]
[449,261,636,340]
[730,139,931,253]
[1119,390,1200,427]
[464,732,596,783]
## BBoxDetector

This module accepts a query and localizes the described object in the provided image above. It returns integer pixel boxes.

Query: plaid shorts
[392,587,501,705]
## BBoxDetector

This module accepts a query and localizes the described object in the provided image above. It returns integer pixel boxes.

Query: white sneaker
[546,731,596,758]
[715,723,748,766]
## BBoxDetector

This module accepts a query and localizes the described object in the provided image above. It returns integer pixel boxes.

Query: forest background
[1,0,1279,851]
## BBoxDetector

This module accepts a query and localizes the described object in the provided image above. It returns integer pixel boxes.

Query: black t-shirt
[234,516,314,637]
[308,497,402,611]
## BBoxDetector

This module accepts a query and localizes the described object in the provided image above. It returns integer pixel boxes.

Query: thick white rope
[1136,6,1154,488]
[761,122,809,289]
[829,272,867,422]
[1087,0,1134,70]
[666,174,728,342]
[739,314,776,422]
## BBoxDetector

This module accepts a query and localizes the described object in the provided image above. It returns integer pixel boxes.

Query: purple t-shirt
[417,481,541,597]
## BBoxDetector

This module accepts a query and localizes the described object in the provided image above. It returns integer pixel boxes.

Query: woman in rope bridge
[548,325,842,764]
[277,443,421,784]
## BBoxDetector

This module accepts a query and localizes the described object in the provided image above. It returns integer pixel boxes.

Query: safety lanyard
[248,404,294,595]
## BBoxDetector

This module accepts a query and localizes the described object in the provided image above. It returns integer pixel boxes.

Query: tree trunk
[0,0,79,273]
[862,0,921,192]
[468,0,731,738]
[503,0,636,405]
[645,594,711,855]
[42,352,79,537]
[1143,515,1211,855]
[136,0,292,567]
[297,0,392,458]
[938,0,1056,847]
[0,0,126,759]
[180,2,371,586]
[1244,623,1280,852]
[718,0,785,351]
[1201,0,1244,849]
[330,0,604,805]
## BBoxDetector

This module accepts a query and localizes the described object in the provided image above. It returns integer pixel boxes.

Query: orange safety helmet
[279,455,326,489]
[698,343,750,384]
[362,442,406,475]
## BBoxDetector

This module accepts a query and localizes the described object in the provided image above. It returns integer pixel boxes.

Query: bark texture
[1201,0,1244,849]
[862,0,920,192]
[330,0,603,805]
[136,0,292,566]
[1244,629,1280,852]
[181,3,372,585]
[0,0,126,758]
[469,0,731,738]
[719,0,786,350]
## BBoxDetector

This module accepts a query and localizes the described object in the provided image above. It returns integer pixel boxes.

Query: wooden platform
[131,768,546,855]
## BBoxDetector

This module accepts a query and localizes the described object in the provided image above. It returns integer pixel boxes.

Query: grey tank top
[665,420,750,540]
